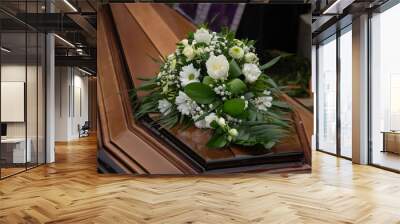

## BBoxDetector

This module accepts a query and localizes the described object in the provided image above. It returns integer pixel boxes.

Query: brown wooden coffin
[97,3,312,174]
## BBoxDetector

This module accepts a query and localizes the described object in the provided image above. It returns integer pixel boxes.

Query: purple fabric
[177,4,198,21]
[174,3,242,32]
[207,4,238,32]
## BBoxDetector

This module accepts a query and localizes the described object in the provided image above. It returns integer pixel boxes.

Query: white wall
[54,67,89,141]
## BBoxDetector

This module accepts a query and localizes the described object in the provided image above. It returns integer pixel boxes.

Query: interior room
[1,0,400,223]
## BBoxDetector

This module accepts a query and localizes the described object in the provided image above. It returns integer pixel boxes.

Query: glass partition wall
[0,2,46,179]
[316,25,353,159]
[370,2,400,171]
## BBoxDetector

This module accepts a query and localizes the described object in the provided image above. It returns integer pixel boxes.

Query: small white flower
[206,55,229,80]
[169,54,175,60]
[194,28,212,44]
[217,117,226,127]
[195,119,208,129]
[244,52,258,63]
[228,128,238,137]
[158,99,172,115]
[242,63,261,83]
[251,96,273,111]
[175,91,192,115]
[181,39,189,46]
[263,90,271,95]
[183,46,195,60]
[205,113,218,128]
[170,59,177,70]
[229,46,244,59]
[196,47,205,55]
[179,64,200,87]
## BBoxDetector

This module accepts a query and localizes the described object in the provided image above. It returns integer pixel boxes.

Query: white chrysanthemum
[244,52,258,63]
[179,64,200,87]
[206,55,229,80]
[175,91,193,115]
[183,46,195,60]
[194,28,212,44]
[229,46,244,59]
[158,99,172,115]
[204,113,218,128]
[251,96,273,111]
[242,63,261,83]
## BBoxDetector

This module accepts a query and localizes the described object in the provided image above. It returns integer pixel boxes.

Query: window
[317,35,337,154]
[370,2,400,171]
[339,27,352,158]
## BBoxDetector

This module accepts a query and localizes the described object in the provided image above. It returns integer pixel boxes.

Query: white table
[1,138,31,163]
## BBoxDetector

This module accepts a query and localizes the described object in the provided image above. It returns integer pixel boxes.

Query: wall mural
[97,3,312,175]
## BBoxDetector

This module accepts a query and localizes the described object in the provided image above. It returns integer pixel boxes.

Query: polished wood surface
[98,4,198,174]
[1,135,400,223]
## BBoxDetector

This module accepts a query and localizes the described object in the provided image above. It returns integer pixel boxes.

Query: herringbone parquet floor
[1,135,400,224]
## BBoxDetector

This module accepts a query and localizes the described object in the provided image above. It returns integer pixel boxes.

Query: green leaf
[137,81,158,91]
[223,98,246,117]
[206,132,227,148]
[184,82,217,104]
[229,59,242,78]
[227,78,247,95]
[202,76,215,86]
[272,101,291,109]
[260,56,282,71]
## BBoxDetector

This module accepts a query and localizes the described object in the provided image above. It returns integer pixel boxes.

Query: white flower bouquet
[134,27,291,150]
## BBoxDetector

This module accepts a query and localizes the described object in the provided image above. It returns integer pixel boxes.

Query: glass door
[317,35,337,154]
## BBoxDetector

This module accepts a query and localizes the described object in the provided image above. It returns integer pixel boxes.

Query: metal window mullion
[337,29,341,157]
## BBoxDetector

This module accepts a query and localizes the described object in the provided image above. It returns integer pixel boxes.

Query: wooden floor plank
[0,134,400,223]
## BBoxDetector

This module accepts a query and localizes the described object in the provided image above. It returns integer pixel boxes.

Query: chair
[79,121,90,138]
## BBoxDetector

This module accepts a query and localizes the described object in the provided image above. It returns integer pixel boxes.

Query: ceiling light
[1,47,11,53]
[78,67,93,76]
[63,0,78,12]
[54,34,75,48]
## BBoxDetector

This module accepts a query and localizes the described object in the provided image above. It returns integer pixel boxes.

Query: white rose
[229,46,244,59]
[244,52,258,63]
[194,28,212,44]
[183,46,195,60]
[206,55,229,80]
[242,63,261,83]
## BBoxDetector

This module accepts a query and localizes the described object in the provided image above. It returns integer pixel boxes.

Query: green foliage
[265,50,311,97]
[202,76,215,85]
[206,128,228,148]
[223,98,246,117]
[184,82,217,104]
[229,59,242,78]
[227,78,247,95]
[233,121,288,149]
